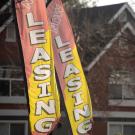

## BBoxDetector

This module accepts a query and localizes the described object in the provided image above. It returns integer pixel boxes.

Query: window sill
[0,96,27,104]
[5,38,16,43]
[109,99,135,107]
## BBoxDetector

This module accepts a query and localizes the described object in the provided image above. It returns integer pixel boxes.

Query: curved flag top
[47,0,93,134]
[15,0,61,134]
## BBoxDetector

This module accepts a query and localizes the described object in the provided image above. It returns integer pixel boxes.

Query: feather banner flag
[47,0,93,134]
[15,0,61,134]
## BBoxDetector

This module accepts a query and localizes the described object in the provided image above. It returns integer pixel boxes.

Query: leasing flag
[15,0,61,134]
[47,0,93,134]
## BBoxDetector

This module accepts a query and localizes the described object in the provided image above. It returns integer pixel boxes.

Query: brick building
[0,1,135,135]
[83,3,135,135]
[0,1,28,135]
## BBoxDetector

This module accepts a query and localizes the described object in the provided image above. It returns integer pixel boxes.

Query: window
[0,79,25,97]
[108,122,135,135]
[0,121,28,135]
[118,11,127,23]
[118,39,128,51]
[109,84,122,99]
[0,66,27,104]
[5,22,16,42]
[108,71,135,106]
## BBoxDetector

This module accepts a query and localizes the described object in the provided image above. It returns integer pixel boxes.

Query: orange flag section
[47,0,93,134]
[15,0,60,134]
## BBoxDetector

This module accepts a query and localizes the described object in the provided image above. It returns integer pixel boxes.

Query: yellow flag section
[15,0,60,135]
[47,0,93,134]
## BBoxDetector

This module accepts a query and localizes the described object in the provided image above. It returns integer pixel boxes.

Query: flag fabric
[15,0,61,134]
[47,0,93,134]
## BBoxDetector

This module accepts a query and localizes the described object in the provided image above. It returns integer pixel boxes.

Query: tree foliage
[63,0,89,8]
[68,9,120,66]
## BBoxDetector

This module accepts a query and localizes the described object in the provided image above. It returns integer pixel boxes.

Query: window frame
[0,120,28,135]
[108,71,135,106]
[107,122,135,135]
[0,66,27,104]
[118,10,127,23]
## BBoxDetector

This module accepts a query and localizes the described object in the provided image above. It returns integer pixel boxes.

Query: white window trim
[0,97,27,104]
[107,122,135,135]
[109,99,135,107]
[94,111,135,118]
[0,120,28,135]
[0,109,28,116]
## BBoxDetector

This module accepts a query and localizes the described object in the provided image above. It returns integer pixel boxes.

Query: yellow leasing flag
[47,0,93,134]
[15,0,60,134]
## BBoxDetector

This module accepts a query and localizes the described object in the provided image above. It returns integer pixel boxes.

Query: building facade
[0,1,135,135]
[0,1,28,135]
[84,3,135,135]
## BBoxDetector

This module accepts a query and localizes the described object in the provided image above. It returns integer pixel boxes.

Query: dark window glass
[109,84,122,99]
[124,85,135,100]
[109,124,122,135]
[0,123,9,135]
[11,81,25,96]
[10,123,25,135]
[124,125,135,135]
[0,80,9,96]
[11,70,23,79]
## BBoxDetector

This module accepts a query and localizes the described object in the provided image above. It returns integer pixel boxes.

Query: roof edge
[84,22,135,72]
[0,15,14,33]
[109,3,135,24]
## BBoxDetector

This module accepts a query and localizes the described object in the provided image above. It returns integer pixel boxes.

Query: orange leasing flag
[15,0,60,134]
[47,0,93,134]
